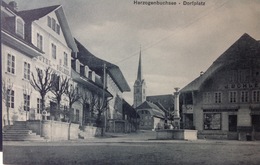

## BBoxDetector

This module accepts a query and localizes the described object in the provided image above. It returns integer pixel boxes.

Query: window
[238,69,250,83]
[24,62,30,80]
[7,89,15,108]
[214,92,222,103]
[252,90,260,103]
[203,92,211,104]
[64,52,68,66]
[47,16,51,27]
[23,94,30,111]
[76,109,80,122]
[37,33,43,51]
[51,18,56,31]
[204,113,221,130]
[7,54,15,74]
[241,91,249,103]
[47,16,60,35]
[56,24,60,34]
[229,91,237,103]
[51,43,56,59]
[16,18,24,38]
[37,98,42,113]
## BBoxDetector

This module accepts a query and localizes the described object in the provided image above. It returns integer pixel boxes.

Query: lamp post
[174,87,181,129]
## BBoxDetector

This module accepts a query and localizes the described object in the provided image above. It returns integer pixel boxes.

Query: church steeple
[137,49,142,81]
[133,47,146,108]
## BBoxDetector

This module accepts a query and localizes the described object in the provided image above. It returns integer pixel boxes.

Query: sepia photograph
[1,0,260,164]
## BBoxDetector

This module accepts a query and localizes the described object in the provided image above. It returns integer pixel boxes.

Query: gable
[18,5,78,53]
[181,33,260,93]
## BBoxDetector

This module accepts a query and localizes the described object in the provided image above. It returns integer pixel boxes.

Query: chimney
[9,1,18,11]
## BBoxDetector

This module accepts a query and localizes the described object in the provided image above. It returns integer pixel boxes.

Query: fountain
[155,87,198,140]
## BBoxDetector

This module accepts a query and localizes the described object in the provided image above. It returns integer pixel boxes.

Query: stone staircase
[3,121,45,141]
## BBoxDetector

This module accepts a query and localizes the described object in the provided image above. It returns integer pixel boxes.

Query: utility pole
[103,63,107,133]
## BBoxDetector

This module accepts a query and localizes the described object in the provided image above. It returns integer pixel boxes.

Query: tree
[2,78,13,126]
[30,67,54,115]
[50,74,69,120]
[64,81,81,122]
[22,82,32,120]
[79,89,92,125]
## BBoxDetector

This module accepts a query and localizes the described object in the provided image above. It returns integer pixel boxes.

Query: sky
[7,0,260,104]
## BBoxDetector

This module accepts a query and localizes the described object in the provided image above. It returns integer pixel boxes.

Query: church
[133,50,171,130]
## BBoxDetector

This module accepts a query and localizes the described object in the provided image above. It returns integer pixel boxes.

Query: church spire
[137,47,142,81]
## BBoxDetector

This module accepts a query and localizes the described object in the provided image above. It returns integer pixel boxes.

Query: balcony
[182,104,193,114]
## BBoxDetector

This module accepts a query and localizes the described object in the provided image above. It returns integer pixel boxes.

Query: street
[3,140,260,165]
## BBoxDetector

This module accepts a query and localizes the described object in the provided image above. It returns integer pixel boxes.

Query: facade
[74,39,132,132]
[146,94,174,119]
[136,101,165,130]
[133,50,146,108]
[2,2,78,126]
[122,99,140,132]
[2,1,133,134]
[180,34,260,140]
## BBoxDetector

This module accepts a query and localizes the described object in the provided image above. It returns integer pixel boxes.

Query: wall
[27,120,79,141]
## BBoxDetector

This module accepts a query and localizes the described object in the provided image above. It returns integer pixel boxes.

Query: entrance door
[229,115,237,132]
[50,101,57,120]
[252,115,260,132]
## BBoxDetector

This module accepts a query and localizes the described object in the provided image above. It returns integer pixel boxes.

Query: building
[136,101,165,130]
[180,34,260,140]
[74,39,132,132]
[2,1,134,135]
[146,94,174,120]
[122,99,140,132]
[1,1,78,125]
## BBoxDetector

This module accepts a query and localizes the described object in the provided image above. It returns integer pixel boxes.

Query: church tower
[133,49,146,108]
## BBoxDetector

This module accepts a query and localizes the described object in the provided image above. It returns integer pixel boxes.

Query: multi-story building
[74,39,133,132]
[180,34,260,140]
[1,1,78,125]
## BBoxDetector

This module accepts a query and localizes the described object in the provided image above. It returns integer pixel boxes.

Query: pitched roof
[18,5,60,22]
[136,101,165,118]
[146,94,174,111]
[181,33,260,93]
[75,39,130,92]
[122,99,140,118]
[18,5,78,52]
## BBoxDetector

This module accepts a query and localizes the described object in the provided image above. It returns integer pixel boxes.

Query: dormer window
[47,16,60,35]
[75,59,80,73]
[16,17,24,38]
[84,66,89,77]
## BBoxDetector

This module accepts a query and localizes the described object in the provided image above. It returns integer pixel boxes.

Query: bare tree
[22,82,32,120]
[79,89,92,124]
[50,74,69,120]
[30,67,54,114]
[2,78,13,126]
[64,81,81,122]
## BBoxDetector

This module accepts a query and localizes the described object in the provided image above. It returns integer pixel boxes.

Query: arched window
[16,17,24,38]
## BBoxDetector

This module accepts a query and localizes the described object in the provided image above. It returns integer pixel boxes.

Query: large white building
[2,1,135,133]
[2,1,77,125]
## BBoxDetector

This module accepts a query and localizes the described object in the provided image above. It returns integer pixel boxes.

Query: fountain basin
[156,129,197,140]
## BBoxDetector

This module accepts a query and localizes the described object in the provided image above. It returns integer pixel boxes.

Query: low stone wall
[156,129,198,140]
[27,120,79,141]
[79,126,102,138]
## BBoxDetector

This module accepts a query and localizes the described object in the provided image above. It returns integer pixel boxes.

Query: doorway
[229,115,237,132]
